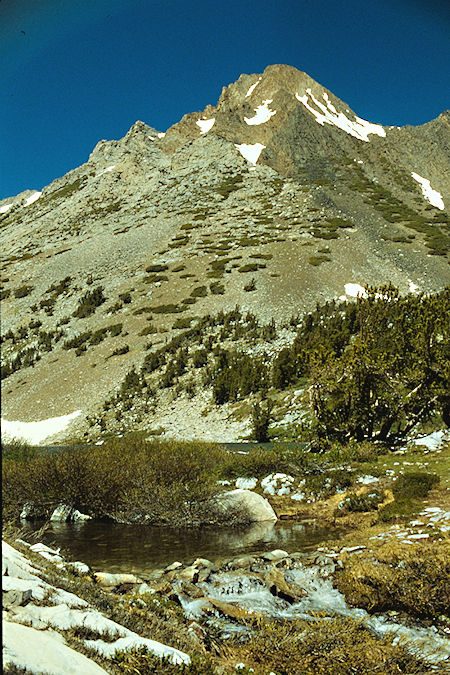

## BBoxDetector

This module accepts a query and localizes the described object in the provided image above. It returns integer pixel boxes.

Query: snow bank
[246,78,261,97]
[296,89,385,142]
[244,99,276,125]
[0,202,13,214]
[3,622,109,675]
[1,410,82,445]
[3,540,191,669]
[344,283,367,298]
[95,165,115,178]
[412,430,448,451]
[235,142,266,165]
[411,172,444,210]
[24,191,42,206]
[196,118,215,134]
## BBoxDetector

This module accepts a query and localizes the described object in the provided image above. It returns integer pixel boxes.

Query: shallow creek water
[22,519,450,664]
[23,519,341,575]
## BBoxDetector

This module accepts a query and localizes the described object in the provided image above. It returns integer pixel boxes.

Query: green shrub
[111,345,130,356]
[73,286,105,318]
[14,285,34,298]
[2,438,227,526]
[238,263,259,273]
[210,282,225,295]
[244,278,257,292]
[393,472,440,500]
[139,325,157,336]
[308,255,331,265]
[336,490,384,515]
[172,317,192,330]
[145,264,168,273]
[190,286,207,298]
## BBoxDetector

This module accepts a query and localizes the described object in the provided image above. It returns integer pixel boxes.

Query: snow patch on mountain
[411,172,444,210]
[24,191,42,206]
[344,283,367,298]
[1,410,82,445]
[244,99,276,125]
[296,89,386,142]
[95,165,116,178]
[196,118,216,134]
[246,78,262,97]
[235,142,266,165]
[0,203,13,214]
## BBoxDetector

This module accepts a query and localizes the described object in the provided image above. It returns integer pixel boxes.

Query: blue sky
[1,0,449,199]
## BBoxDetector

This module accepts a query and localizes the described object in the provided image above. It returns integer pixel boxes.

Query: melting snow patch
[246,78,261,97]
[261,473,295,496]
[24,191,42,206]
[1,410,82,445]
[411,172,444,210]
[358,475,379,485]
[296,89,386,142]
[0,202,13,214]
[244,99,277,125]
[344,283,367,298]
[236,477,258,490]
[96,165,116,178]
[412,430,448,451]
[408,280,419,293]
[157,132,166,138]
[196,118,215,134]
[235,143,266,165]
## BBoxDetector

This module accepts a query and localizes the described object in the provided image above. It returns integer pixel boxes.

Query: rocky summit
[1,64,449,441]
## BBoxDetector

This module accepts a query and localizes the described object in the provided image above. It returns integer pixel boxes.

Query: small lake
[23,520,342,575]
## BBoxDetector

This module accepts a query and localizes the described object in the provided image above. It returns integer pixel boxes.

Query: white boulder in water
[214,489,277,523]
[50,504,91,522]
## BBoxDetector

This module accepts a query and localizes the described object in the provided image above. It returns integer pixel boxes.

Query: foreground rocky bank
[3,517,449,674]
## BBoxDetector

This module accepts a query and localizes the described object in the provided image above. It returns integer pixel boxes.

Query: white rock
[72,509,92,521]
[50,504,74,522]
[94,572,140,586]
[214,489,277,523]
[65,561,90,574]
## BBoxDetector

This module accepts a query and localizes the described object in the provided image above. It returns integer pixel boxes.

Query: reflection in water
[23,520,340,575]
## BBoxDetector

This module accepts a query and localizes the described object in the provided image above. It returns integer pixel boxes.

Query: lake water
[23,519,342,575]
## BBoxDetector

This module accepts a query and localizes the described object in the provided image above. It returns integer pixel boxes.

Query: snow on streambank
[235,142,266,165]
[196,117,215,134]
[296,89,385,142]
[411,172,445,210]
[244,99,277,125]
[1,410,82,445]
[2,541,190,671]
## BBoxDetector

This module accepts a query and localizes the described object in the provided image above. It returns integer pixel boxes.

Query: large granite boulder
[214,488,277,523]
